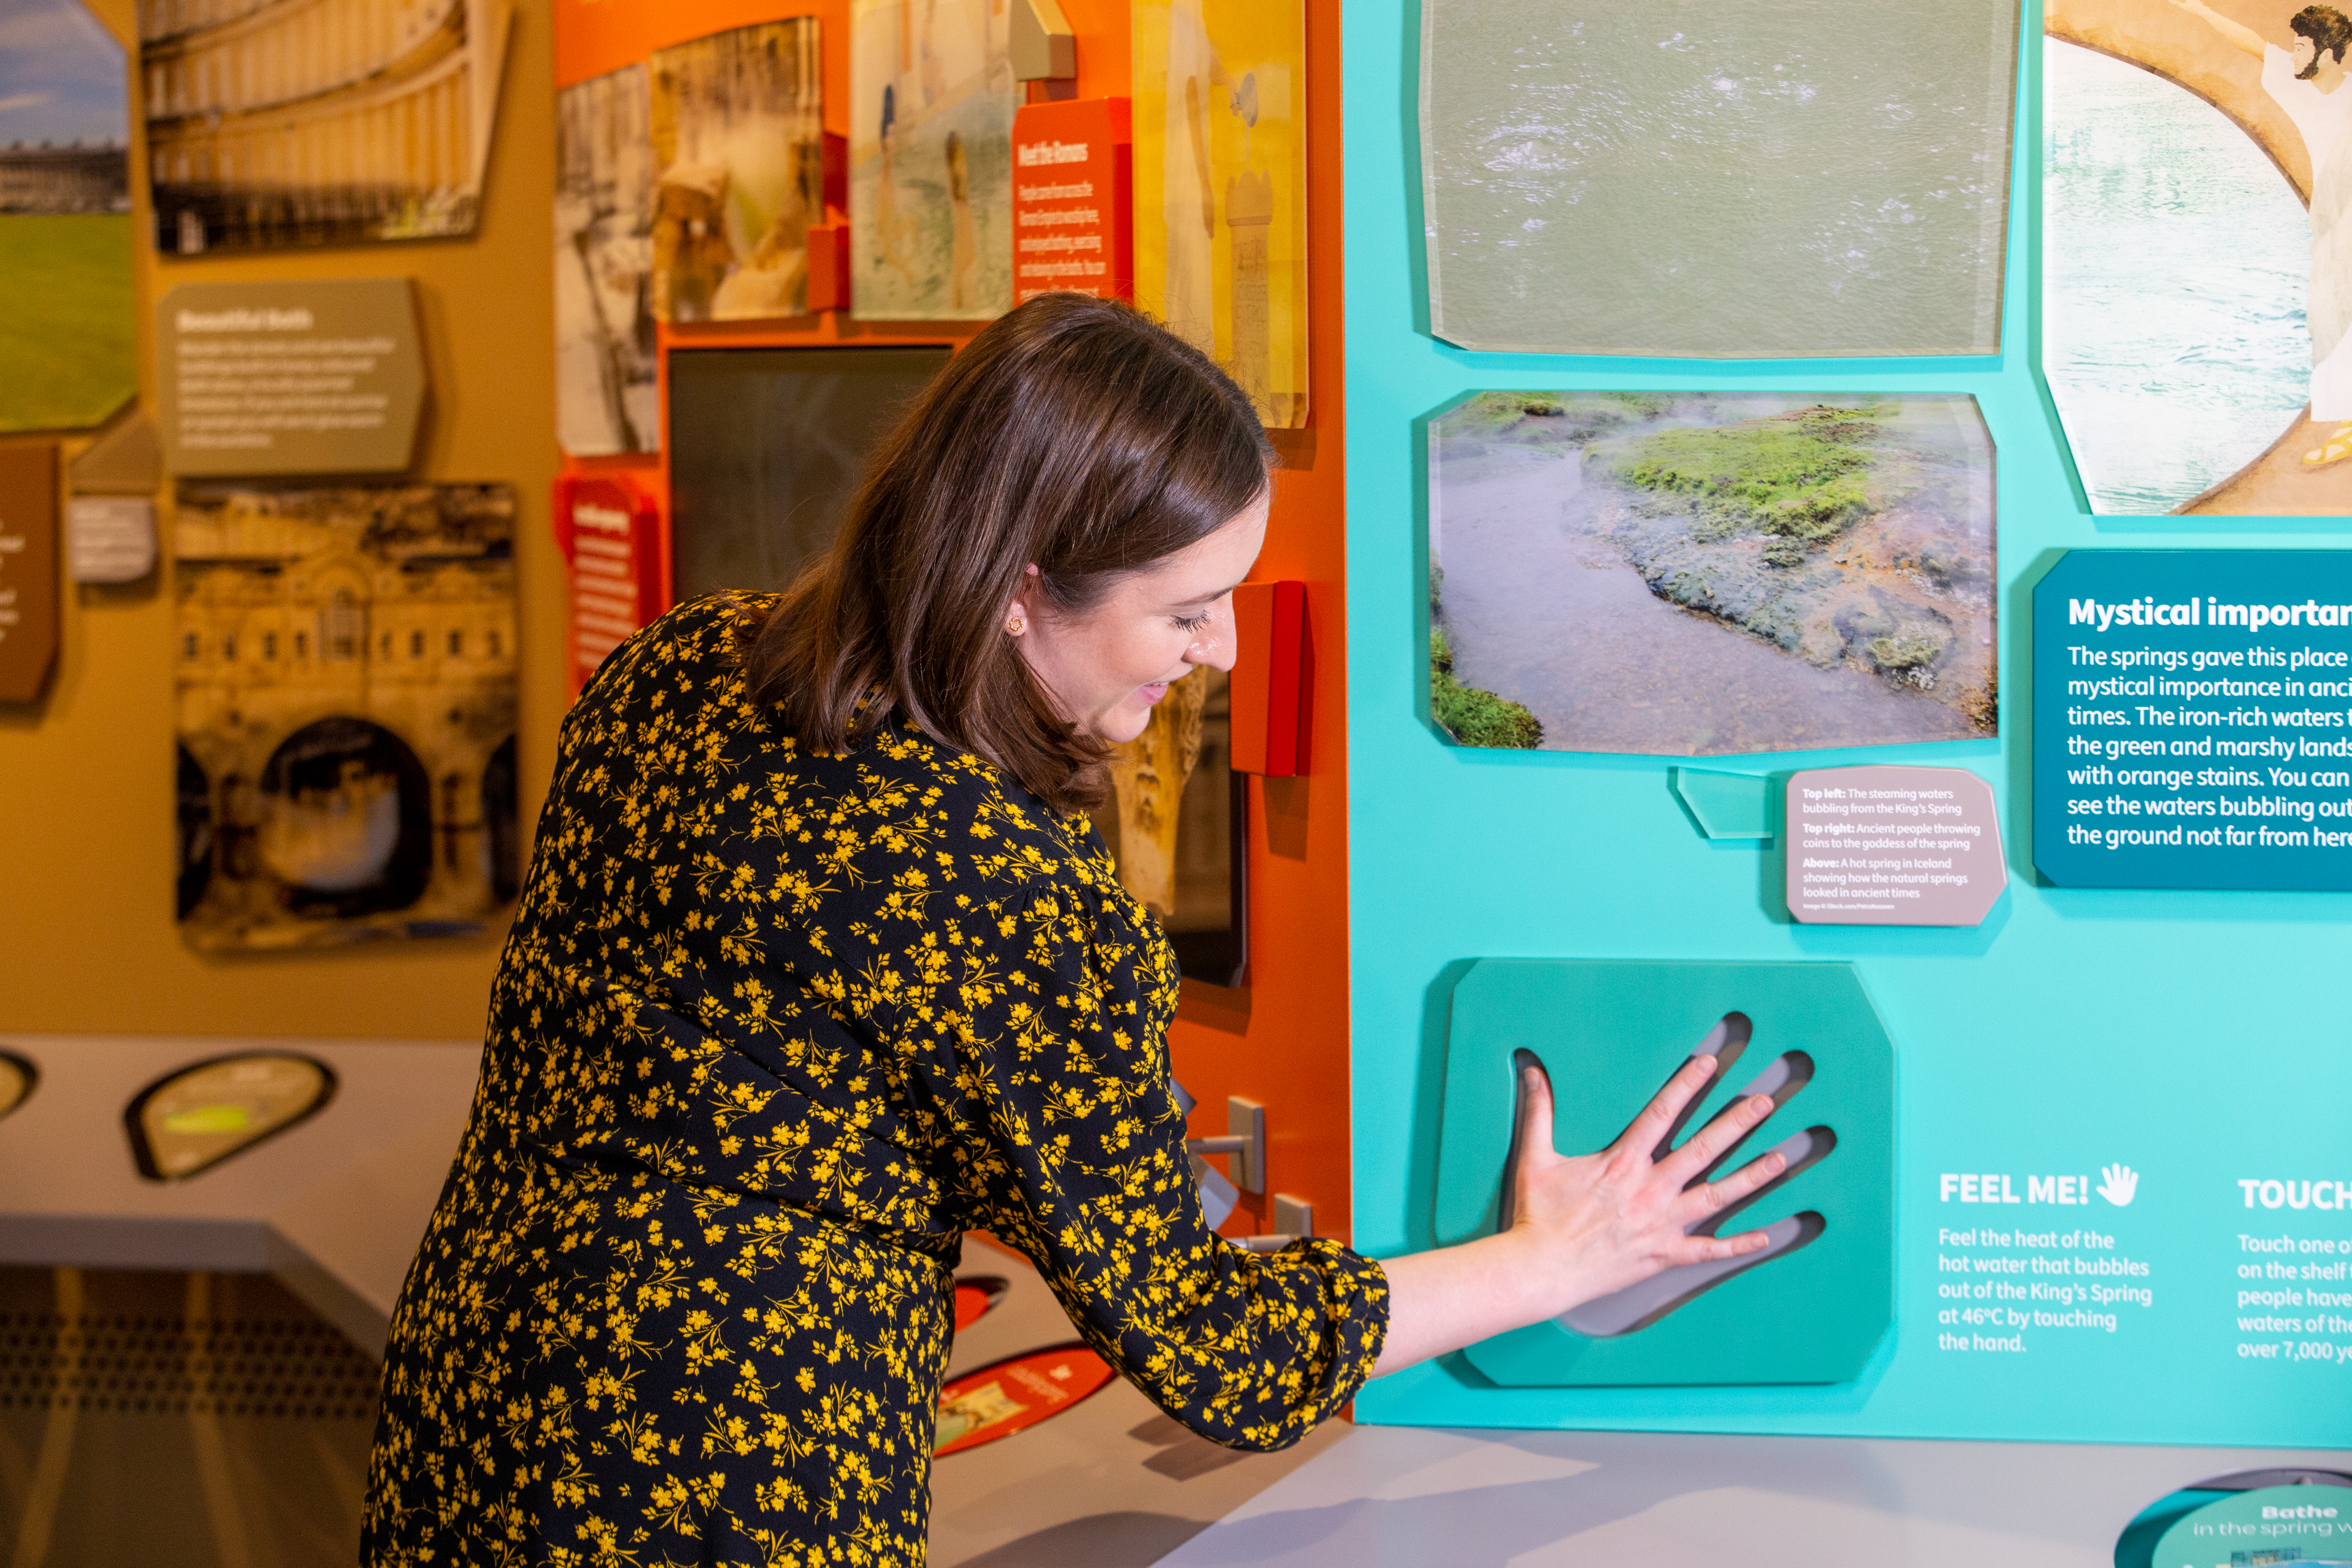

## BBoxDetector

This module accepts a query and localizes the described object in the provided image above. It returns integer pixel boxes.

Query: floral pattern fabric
[362,594,1388,1567]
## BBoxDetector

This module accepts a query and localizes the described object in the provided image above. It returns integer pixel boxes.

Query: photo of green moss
[1425,392,1997,756]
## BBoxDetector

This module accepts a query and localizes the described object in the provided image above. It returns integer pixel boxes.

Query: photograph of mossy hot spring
[1426,392,1997,756]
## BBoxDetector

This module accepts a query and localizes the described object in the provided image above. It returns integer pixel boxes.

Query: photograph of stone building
[172,482,518,950]
[0,142,128,213]
[140,0,514,253]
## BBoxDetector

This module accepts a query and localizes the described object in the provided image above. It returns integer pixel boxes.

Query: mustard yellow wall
[0,0,560,1039]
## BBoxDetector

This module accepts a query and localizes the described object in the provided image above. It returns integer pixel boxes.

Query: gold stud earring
[1008,615,1025,636]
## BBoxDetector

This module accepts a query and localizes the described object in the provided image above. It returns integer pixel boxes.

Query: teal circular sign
[2151,1486,2352,1568]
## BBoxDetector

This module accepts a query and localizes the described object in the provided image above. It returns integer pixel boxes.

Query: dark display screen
[666,344,952,602]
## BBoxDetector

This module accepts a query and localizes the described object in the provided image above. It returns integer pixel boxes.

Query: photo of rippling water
[2043,38,2312,514]
[1420,0,2018,358]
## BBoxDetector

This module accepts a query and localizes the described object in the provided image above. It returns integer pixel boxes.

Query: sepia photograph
[555,62,659,454]
[650,19,824,324]
[141,0,514,253]
[174,482,519,950]
[1428,392,1997,756]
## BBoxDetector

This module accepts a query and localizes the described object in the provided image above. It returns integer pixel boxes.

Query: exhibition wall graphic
[1419,0,2019,359]
[2034,550,2352,890]
[649,20,825,325]
[848,0,1016,320]
[1096,665,1248,987]
[141,0,515,254]
[0,0,134,434]
[1427,393,1997,756]
[1133,0,1311,428]
[0,443,59,704]
[155,280,430,479]
[556,62,660,456]
[173,483,520,951]
[1345,0,2352,1449]
[2043,0,2352,515]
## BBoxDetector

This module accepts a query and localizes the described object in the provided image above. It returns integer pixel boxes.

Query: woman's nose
[1184,600,1240,673]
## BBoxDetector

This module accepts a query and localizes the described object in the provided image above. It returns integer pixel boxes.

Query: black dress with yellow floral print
[361,594,1388,1568]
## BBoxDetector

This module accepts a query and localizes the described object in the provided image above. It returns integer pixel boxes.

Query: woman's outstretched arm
[1369,1054,1787,1378]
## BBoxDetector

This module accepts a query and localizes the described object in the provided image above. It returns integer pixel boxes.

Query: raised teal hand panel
[1434,959,1895,1386]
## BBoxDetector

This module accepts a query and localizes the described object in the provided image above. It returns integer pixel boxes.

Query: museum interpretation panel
[21,0,2352,1559]
[1346,0,2352,1456]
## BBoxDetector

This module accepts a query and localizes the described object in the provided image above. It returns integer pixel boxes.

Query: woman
[362,295,1786,1566]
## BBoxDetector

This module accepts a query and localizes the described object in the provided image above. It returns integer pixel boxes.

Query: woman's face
[1012,493,1270,745]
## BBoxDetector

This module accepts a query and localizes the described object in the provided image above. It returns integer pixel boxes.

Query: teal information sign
[2035,551,2352,890]
[2149,1484,2352,1568]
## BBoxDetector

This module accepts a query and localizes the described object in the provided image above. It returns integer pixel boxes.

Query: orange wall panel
[550,0,1350,1243]
[1165,0,1350,1243]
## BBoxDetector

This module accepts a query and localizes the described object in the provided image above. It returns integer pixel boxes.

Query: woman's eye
[1174,613,1212,633]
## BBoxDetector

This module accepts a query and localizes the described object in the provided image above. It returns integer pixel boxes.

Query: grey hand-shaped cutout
[1502,1013,1834,1339]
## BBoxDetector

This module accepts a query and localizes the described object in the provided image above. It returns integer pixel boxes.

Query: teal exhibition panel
[1343,0,2352,1449]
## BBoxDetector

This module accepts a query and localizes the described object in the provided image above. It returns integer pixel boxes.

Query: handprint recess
[1432,959,1896,1387]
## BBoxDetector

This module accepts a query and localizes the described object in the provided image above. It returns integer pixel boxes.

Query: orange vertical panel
[1166,0,1351,1242]
[549,0,1350,1245]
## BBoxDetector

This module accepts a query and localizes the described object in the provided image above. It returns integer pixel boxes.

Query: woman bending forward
[362,296,1788,1566]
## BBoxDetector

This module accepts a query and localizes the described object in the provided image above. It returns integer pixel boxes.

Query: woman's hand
[1502,1054,1786,1311]
[1367,1055,1791,1378]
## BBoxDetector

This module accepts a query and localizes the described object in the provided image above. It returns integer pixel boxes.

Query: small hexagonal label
[1786,764,2007,926]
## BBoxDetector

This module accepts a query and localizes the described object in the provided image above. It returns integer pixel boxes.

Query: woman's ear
[1005,564,1044,637]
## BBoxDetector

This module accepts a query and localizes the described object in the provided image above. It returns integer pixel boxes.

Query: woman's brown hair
[741,293,1275,812]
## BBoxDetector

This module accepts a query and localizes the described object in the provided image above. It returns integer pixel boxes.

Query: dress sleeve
[895,863,1389,1452]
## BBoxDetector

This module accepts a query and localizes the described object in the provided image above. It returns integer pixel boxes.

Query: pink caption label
[1785,765,2007,927]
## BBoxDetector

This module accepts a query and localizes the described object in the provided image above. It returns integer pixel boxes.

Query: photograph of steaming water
[1427,393,1996,756]
[1420,0,2017,358]
[2043,37,2314,514]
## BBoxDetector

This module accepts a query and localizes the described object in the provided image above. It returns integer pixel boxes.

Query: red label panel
[552,475,665,695]
[933,1342,1114,1456]
[1012,98,1133,306]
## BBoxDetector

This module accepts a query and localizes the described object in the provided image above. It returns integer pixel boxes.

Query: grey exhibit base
[1153,1427,2352,1567]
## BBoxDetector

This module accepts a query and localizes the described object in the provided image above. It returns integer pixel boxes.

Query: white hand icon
[2097,1164,2138,1207]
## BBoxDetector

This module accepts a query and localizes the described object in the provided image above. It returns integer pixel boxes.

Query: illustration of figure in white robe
[2173,1,2352,463]
[1161,0,1219,355]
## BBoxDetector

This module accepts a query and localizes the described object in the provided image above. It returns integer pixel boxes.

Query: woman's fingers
[1657,1092,1775,1185]
[1513,1056,1557,1174]
[1669,1145,1788,1229]
[1673,1225,1778,1264]
[1609,1054,1718,1163]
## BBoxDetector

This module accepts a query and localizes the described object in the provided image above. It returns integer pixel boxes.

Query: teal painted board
[1434,960,1893,1386]
[1421,0,2019,358]
[1671,769,1776,840]
[2033,550,2352,891]
[1346,0,2352,1448]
